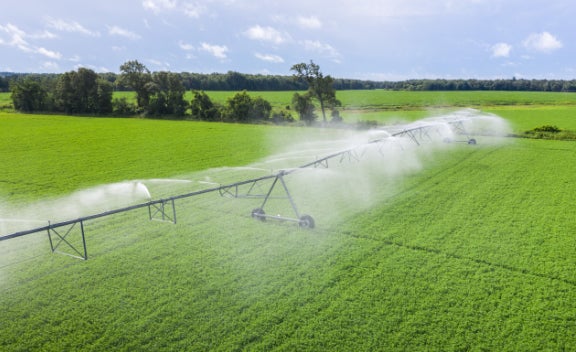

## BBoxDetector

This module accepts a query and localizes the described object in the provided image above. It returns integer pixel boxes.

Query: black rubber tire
[299,215,315,229]
[468,138,477,145]
[251,208,266,221]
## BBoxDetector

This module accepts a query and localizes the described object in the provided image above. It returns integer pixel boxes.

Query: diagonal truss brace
[218,178,270,199]
[47,220,88,260]
[148,199,177,224]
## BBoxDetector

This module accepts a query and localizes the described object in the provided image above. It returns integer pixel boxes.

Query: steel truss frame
[0,119,477,259]
[47,220,88,260]
[149,199,177,224]
[249,171,315,229]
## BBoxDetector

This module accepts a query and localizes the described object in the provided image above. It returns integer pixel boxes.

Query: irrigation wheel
[468,138,477,145]
[299,215,315,229]
[251,208,266,221]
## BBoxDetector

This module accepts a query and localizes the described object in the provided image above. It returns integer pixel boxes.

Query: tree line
[378,78,576,92]
[5,59,576,123]
[7,60,339,125]
[3,70,576,94]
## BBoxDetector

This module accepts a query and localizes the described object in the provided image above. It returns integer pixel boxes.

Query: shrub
[533,125,561,133]
[112,97,137,116]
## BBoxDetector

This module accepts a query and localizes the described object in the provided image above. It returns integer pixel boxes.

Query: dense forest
[2,71,576,93]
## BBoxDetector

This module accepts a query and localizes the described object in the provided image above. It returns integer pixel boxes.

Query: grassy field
[1,92,576,350]
[4,89,576,129]
[112,90,576,134]
[0,112,289,203]
[0,92,13,110]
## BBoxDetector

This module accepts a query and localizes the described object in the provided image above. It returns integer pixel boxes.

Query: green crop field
[1,92,576,350]
[3,90,576,133]
[0,92,13,110]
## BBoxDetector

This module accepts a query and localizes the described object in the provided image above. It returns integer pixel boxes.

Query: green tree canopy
[291,92,316,124]
[11,78,48,112]
[223,90,272,122]
[119,60,152,110]
[190,90,219,121]
[290,60,339,123]
[224,90,253,122]
[147,71,187,117]
[54,68,112,114]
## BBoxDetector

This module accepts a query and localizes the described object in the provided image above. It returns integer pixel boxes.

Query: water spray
[0,109,511,260]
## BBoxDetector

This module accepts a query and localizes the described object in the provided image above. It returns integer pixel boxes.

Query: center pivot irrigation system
[0,116,482,260]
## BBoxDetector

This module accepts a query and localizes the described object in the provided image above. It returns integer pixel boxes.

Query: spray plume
[0,109,511,235]
[246,109,512,223]
[0,181,152,236]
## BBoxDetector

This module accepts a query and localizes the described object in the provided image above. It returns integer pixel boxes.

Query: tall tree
[53,68,112,114]
[147,71,187,117]
[119,60,152,110]
[11,78,48,112]
[290,60,338,123]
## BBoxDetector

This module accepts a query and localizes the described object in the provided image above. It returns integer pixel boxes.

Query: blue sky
[0,0,574,80]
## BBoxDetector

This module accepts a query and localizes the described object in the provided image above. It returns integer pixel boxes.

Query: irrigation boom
[0,116,483,259]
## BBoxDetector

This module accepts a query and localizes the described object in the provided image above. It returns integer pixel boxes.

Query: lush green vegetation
[176,90,576,112]
[1,92,576,350]
[0,92,13,110]
[4,89,576,128]
[199,90,576,135]
[4,71,576,92]
[0,112,309,203]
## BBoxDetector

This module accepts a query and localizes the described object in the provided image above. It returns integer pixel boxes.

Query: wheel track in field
[336,229,576,288]
[318,143,576,288]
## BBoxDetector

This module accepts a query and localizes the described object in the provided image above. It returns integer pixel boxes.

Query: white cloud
[0,23,28,50]
[142,0,177,13]
[244,25,288,44]
[108,26,141,40]
[179,41,194,50]
[29,30,58,40]
[522,31,562,53]
[183,2,207,18]
[0,23,62,60]
[255,53,284,63]
[297,16,322,29]
[142,0,206,18]
[36,47,62,59]
[200,42,228,59]
[149,59,171,70]
[301,40,341,61]
[41,61,59,71]
[46,18,100,37]
[491,42,512,58]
